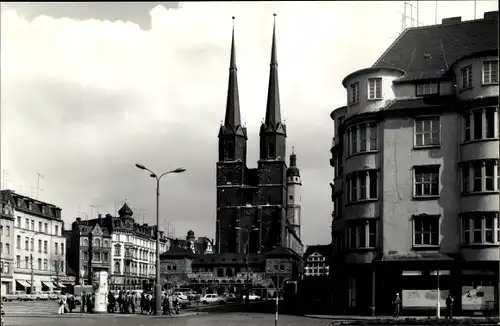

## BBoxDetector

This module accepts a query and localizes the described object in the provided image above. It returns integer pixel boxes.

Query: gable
[91,223,102,235]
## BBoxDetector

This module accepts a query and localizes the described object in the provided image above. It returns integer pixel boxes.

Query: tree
[51,254,65,287]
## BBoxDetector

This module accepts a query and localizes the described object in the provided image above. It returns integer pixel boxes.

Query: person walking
[446,293,454,319]
[392,293,401,318]
[81,292,86,313]
[57,293,67,315]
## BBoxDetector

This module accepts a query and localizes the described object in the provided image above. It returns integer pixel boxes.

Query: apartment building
[1,190,66,293]
[304,245,330,277]
[1,196,15,294]
[329,12,499,316]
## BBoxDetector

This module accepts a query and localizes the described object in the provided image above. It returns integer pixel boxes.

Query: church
[215,16,303,257]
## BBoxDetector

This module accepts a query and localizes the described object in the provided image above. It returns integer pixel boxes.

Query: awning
[42,281,54,289]
[31,280,42,288]
[16,280,31,288]
[379,252,454,262]
[53,282,66,288]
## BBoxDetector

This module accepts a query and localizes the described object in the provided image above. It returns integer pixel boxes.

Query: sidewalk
[304,315,494,320]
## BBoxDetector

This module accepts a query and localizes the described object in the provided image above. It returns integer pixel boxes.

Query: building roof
[118,203,133,217]
[304,244,331,258]
[192,253,265,266]
[373,12,498,82]
[160,246,194,259]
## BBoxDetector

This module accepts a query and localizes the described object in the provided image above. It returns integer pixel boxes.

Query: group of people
[56,292,79,315]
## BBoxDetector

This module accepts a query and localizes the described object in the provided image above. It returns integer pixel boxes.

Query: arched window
[217,268,224,277]
[226,268,233,277]
[226,142,235,160]
[267,142,275,158]
[104,240,109,247]
[83,238,88,246]
[94,238,101,247]
[114,261,121,274]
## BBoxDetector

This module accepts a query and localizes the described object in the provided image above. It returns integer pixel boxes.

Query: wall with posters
[402,289,449,308]
[462,286,495,311]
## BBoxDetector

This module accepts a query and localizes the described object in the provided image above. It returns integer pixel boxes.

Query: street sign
[270,275,287,290]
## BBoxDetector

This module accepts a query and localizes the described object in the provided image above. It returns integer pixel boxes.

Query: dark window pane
[485,108,495,138]
[473,110,482,139]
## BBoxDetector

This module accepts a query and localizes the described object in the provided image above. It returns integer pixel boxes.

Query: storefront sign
[462,286,494,310]
[402,289,448,308]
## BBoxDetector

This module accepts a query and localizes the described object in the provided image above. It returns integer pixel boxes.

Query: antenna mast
[402,1,420,32]
[1,169,8,190]
[36,173,43,199]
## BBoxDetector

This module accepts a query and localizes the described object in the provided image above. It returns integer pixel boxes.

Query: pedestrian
[128,292,135,314]
[446,293,454,319]
[392,293,401,318]
[67,295,75,313]
[107,292,115,313]
[81,292,86,313]
[162,295,168,315]
[57,292,67,315]
[86,294,92,313]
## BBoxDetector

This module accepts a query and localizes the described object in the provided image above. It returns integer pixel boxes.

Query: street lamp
[235,225,259,305]
[135,163,185,315]
[29,231,43,294]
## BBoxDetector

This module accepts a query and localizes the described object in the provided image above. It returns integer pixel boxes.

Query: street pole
[436,267,440,318]
[30,253,34,294]
[154,177,161,315]
[275,274,279,326]
[135,164,185,316]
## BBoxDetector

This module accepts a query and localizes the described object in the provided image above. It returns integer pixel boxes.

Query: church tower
[216,17,247,253]
[258,14,288,249]
[286,148,302,239]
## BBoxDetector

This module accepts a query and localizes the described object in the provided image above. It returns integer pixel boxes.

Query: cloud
[1,1,497,245]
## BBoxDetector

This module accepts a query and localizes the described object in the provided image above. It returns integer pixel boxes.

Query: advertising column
[93,271,109,313]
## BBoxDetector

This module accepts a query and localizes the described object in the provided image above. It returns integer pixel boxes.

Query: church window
[226,142,235,160]
[267,142,275,158]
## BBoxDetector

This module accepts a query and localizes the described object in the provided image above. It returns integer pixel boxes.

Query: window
[414,116,440,147]
[16,235,20,249]
[2,262,9,273]
[346,170,378,203]
[368,78,382,99]
[28,202,32,210]
[414,166,440,197]
[43,240,47,253]
[25,219,29,229]
[30,238,34,252]
[225,142,235,161]
[461,160,499,193]
[61,243,64,256]
[461,65,473,89]
[350,82,359,104]
[17,216,21,227]
[462,213,498,245]
[83,251,88,261]
[43,259,47,271]
[5,226,10,236]
[114,262,121,273]
[37,259,42,270]
[31,220,34,231]
[24,237,29,250]
[482,60,498,84]
[462,108,498,142]
[103,252,109,262]
[25,256,29,269]
[267,142,275,158]
[44,223,48,233]
[413,215,440,246]
[114,245,121,256]
[93,252,101,261]
[346,122,378,155]
[104,240,109,247]
[5,243,10,255]
[416,81,438,96]
[83,238,88,246]
[344,220,377,250]
[54,243,59,255]
[38,240,42,253]
[55,225,59,236]
[16,255,20,268]
[38,222,42,232]
[60,261,64,273]
[94,238,101,247]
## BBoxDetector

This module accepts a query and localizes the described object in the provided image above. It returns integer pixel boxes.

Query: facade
[304,245,330,277]
[1,196,15,294]
[216,17,303,258]
[0,190,66,293]
[66,203,170,291]
[329,12,499,316]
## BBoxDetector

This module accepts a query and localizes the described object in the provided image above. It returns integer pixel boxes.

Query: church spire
[224,16,241,131]
[265,13,282,127]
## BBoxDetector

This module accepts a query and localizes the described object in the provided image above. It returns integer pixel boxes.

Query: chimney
[484,11,499,20]
[76,217,81,222]
[98,213,102,219]
[442,17,461,25]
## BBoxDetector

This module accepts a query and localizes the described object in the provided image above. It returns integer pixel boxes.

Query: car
[172,292,188,301]
[172,295,190,309]
[47,292,60,300]
[200,294,226,305]
[184,291,197,301]
[223,293,237,302]
[243,293,261,301]
[31,291,48,301]
[2,291,26,301]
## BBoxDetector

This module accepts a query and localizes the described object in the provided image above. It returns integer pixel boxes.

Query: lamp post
[29,231,43,294]
[135,163,185,315]
[235,225,259,306]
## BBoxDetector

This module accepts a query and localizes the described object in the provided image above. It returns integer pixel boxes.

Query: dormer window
[28,202,32,210]
[350,82,360,105]
[367,78,382,100]
[416,81,438,96]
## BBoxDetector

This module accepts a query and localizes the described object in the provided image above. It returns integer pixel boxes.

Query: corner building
[330,12,499,316]
[216,17,303,257]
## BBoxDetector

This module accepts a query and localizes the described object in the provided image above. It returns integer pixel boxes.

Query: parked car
[185,291,197,301]
[223,293,237,302]
[31,291,48,301]
[172,292,188,301]
[47,292,59,300]
[243,293,261,301]
[2,291,27,301]
[173,295,190,309]
[200,294,226,305]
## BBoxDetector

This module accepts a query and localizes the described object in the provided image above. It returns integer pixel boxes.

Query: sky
[1,1,498,246]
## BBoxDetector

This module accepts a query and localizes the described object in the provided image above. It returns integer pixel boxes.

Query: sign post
[79,269,85,315]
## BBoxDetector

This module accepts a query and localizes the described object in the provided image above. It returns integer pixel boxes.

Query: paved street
[3,313,333,326]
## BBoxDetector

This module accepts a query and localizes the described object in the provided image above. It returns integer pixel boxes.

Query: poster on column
[93,271,109,313]
[402,289,448,308]
[462,286,494,310]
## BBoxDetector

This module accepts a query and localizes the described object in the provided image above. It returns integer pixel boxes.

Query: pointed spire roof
[262,14,286,135]
[118,203,133,217]
[220,17,246,139]
[287,146,300,178]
